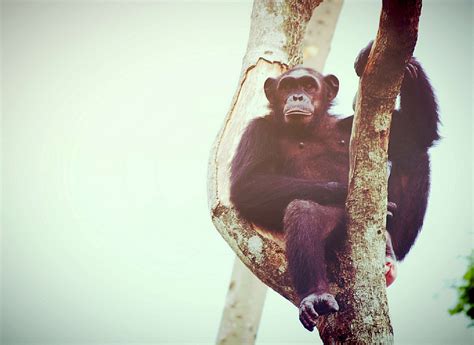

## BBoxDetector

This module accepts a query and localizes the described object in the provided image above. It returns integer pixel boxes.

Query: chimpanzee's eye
[302,78,317,91]
[278,79,292,91]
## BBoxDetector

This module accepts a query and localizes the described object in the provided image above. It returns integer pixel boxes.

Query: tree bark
[318,1,422,344]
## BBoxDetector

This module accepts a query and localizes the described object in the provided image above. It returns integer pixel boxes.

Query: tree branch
[318,1,422,343]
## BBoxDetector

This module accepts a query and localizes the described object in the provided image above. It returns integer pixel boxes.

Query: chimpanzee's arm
[387,152,430,260]
[386,58,439,260]
[354,41,440,151]
[230,117,347,230]
[390,57,440,154]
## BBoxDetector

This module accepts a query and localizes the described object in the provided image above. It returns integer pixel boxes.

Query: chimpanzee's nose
[292,94,304,101]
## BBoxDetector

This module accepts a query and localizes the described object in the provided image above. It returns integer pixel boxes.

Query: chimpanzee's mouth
[285,109,313,117]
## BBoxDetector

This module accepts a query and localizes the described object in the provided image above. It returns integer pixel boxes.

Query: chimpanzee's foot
[385,231,398,287]
[299,293,339,331]
[385,257,398,287]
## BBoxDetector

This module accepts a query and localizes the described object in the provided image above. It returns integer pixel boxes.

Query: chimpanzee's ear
[324,74,339,101]
[264,77,278,103]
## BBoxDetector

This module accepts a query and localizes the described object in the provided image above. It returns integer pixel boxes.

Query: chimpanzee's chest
[278,128,351,183]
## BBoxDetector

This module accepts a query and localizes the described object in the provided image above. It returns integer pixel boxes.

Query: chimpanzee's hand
[405,57,419,80]
[387,201,397,219]
[356,42,421,81]
[386,201,397,233]
[354,40,374,77]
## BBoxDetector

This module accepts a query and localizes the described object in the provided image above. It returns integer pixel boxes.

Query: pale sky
[2,1,473,344]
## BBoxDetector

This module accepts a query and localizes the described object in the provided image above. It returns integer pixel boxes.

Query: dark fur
[230,43,439,313]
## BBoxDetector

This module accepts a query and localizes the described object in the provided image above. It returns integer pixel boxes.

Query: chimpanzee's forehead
[281,67,322,79]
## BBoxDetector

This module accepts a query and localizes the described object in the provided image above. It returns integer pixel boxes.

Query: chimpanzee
[229,41,439,331]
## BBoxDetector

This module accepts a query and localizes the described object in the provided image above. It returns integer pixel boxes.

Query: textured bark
[318,1,422,344]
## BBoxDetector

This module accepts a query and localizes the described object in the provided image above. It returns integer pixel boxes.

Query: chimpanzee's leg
[283,200,345,331]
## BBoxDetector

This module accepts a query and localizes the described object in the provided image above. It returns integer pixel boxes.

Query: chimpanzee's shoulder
[335,115,353,133]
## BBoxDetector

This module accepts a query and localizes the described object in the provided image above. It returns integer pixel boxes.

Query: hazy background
[1,0,472,344]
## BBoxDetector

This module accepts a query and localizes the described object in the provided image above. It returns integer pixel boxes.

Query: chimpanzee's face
[264,67,339,126]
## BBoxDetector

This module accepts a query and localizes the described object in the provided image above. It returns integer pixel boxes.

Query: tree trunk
[216,259,267,345]
[318,1,422,344]
[303,0,343,71]
[208,0,323,307]
[214,1,343,343]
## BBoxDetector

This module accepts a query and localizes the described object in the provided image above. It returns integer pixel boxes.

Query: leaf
[449,251,474,322]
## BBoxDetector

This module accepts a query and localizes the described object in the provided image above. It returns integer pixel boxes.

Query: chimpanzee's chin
[285,119,314,136]
[285,115,313,126]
